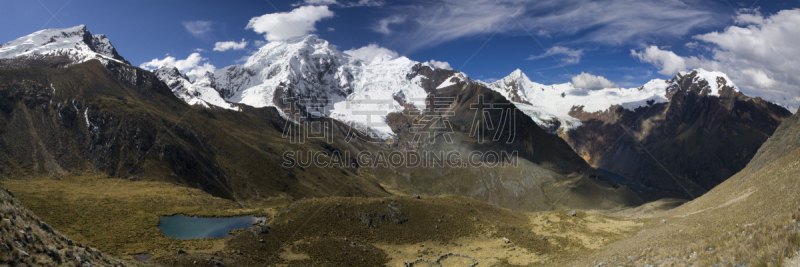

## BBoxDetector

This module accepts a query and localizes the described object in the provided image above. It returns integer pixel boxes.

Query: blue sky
[2,0,800,110]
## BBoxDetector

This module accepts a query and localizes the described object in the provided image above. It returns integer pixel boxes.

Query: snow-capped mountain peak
[218,34,354,112]
[488,68,550,105]
[244,34,344,68]
[147,32,751,138]
[154,66,236,110]
[0,25,129,65]
[154,65,187,81]
[154,34,466,139]
[484,68,745,134]
[672,68,740,96]
[508,68,525,79]
[370,54,395,64]
[194,71,217,87]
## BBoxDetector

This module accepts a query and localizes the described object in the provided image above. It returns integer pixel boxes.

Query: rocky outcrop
[0,189,130,266]
[562,70,791,199]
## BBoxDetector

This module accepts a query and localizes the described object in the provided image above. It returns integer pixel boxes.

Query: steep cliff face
[379,70,643,211]
[0,57,391,202]
[562,70,791,198]
[0,57,233,198]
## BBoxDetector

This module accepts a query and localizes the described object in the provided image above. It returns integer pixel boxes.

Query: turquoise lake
[157,215,263,240]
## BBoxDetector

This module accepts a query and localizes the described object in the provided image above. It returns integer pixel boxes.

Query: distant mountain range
[0,25,791,202]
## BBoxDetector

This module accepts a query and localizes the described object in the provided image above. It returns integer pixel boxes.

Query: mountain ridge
[0,25,788,138]
[0,25,129,65]
[133,30,791,199]
[563,69,791,198]
[148,33,473,139]
[0,27,645,212]
[142,32,786,142]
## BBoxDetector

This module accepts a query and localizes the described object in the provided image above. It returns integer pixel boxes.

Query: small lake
[158,214,264,240]
[598,169,648,191]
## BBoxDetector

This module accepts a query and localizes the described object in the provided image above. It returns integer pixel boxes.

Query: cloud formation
[571,72,619,89]
[527,46,583,65]
[247,6,334,41]
[214,39,248,51]
[182,20,214,40]
[140,53,216,80]
[631,46,691,76]
[632,9,800,112]
[371,0,726,52]
[427,60,452,70]
[372,16,405,35]
[343,43,399,63]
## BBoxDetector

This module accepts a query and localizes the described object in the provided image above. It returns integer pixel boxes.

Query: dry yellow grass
[563,121,800,266]
[4,119,799,266]
[7,172,800,266]
[1,174,275,260]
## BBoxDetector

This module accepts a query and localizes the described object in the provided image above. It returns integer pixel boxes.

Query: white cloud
[246,6,334,41]
[373,16,405,35]
[213,39,248,52]
[632,9,800,112]
[526,46,583,65]
[742,69,777,88]
[140,53,217,80]
[427,59,452,70]
[371,0,727,52]
[327,27,335,31]
[184,63,217,79]
[140,57,174,71]
[343,43,399,63]
[192,48,206,52]
[183,20,214,39]
[684,42,700,50]
[630,46,689,76]
[571,72,619,89]
[734,8,766,25]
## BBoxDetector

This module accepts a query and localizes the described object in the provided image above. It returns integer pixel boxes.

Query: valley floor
[2,175,799,266]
